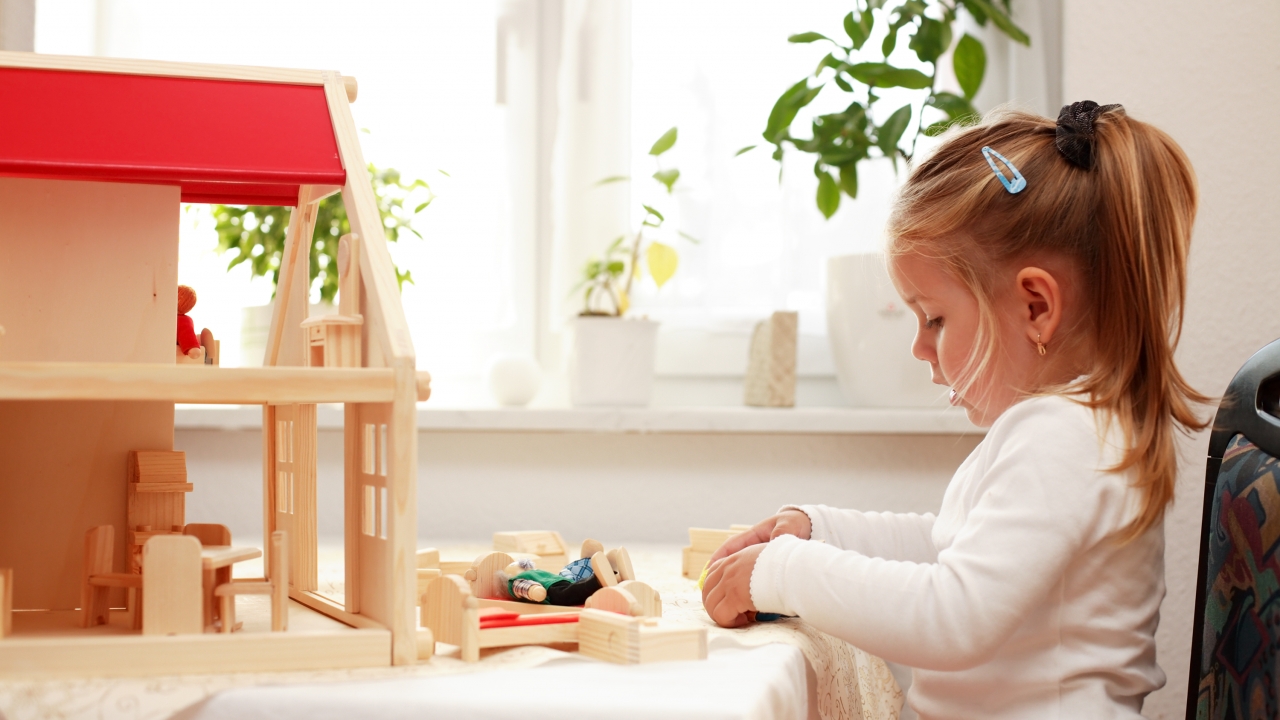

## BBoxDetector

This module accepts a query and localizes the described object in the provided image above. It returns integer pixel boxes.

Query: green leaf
[909,17,952,64]
[959,0,989,26]
[816,169,840,219]
[953,34,986,101]
[881,26,898,56]
[843,11,872,49]
[845,63,933,90]
[877,104,913,156]
[649,127,678,156]
[838,164,858,199]
[764,78,822,143]
[929,91,979,122]
[833,74,853,92]
[646,241,679,288]
[653,168,680,193]
[596,175,630,186]
[678,230,702,244]
[642,204,665,223]
[734,145,757,156]
[788,31,830,44]
[962,0,1029,44]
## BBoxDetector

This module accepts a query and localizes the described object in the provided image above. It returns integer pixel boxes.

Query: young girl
[701,102,1207,719]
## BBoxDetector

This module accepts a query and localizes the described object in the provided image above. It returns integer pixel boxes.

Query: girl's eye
[925,316,943,330]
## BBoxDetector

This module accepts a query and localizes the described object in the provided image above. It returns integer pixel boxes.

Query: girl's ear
[1014,267,1062,346]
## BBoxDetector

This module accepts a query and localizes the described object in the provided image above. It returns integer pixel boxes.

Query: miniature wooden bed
[0,51,425,677]
[421,551,665,661]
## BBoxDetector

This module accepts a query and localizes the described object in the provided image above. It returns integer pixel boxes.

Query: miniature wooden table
[199,546,262,629]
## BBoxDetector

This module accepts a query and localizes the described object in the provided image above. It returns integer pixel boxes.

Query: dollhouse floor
[8,592,349,639]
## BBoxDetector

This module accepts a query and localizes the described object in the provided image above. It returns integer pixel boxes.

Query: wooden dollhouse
[0,51,427,676]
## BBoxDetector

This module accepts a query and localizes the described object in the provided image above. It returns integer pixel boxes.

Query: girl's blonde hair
[887,106,1207,540]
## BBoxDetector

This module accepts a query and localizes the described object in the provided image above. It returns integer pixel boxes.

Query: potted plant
[747,0,1028,406]
[211,164,434,365]
[568,127,694,407]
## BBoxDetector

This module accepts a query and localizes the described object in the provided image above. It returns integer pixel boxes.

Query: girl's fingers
[709,521,774,565]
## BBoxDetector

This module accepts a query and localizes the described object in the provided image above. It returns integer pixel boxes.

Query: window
[35,0,1052,407]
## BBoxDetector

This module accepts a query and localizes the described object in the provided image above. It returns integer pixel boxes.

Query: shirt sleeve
[785,504,937,563]
[751,406,1123,672]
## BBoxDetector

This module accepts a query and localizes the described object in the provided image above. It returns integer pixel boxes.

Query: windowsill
[174,404,982,435]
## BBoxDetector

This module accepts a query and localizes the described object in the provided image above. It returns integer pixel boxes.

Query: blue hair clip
[981,146,1026,194]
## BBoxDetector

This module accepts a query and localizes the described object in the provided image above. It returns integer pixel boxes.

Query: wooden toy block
[215,531,288,633]
[142,535,203,636]
[1,568,11,638]
[416,548,440,569]
[493,531,569,571]
[682,526,752,579]
[744,310,798,407]
[577,609,707,665]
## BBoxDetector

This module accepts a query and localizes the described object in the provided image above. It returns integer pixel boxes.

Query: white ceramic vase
[568,316,659,407]
[826,253,945,408]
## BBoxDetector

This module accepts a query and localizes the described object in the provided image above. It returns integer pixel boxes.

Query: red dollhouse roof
[0,66,345,206]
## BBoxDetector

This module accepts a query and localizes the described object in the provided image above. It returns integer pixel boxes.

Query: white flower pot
[568,316,659,407]
[826,253,945,408]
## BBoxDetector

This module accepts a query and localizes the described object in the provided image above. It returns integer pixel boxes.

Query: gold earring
[1036,333,1047,356]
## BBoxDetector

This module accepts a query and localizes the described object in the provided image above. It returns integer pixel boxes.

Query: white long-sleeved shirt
[749,394,1166,720]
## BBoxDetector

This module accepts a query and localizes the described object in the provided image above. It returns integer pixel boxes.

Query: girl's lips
[949,388,961,406]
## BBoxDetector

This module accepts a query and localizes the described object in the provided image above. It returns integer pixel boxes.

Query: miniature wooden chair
[141,534,203,636]
[82,525,143,630]
[215,531,288,633]
[184,523,231,627]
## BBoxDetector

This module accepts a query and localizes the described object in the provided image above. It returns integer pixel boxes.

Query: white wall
[180,427,978,546]
[1063,1,1280,717]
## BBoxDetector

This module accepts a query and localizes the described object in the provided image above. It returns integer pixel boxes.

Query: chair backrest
[141,534,202,635]
[83,525,115,577]
[183,523,231,547]
[1189,338,1280,719]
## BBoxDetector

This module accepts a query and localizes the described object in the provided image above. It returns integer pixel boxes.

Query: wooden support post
[1,567,12,638]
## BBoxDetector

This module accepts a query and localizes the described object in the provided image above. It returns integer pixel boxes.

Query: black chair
[1188,338,1280,719]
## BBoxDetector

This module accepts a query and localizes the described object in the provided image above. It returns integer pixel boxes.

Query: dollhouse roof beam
[0,58,348,206]
[0,51,357,100]
[0,363,415,404]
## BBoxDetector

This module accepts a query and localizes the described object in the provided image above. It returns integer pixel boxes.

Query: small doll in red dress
[177,285,202,359]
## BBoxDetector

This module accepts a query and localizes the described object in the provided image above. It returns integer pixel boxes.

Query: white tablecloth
[171,644,808,720]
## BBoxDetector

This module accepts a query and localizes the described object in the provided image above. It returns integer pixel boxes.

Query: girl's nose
[911,329,935,364]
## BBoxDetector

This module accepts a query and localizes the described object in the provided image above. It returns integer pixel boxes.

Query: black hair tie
[1055,100,1123,170]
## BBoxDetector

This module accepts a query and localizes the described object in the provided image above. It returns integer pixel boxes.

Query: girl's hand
[701,544,766,628]
[707,510,812,566]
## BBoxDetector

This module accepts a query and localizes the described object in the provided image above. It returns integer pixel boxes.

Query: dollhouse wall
[0,177,178,610]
